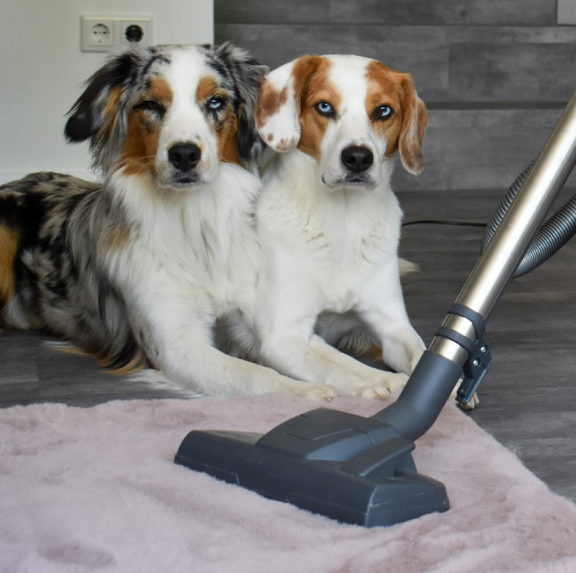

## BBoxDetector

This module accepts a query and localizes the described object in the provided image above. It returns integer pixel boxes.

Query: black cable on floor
[402,219,488,228]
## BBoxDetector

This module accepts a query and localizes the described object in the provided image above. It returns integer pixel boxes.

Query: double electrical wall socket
[81,16,153,52]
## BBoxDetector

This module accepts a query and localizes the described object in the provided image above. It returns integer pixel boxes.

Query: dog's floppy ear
[64,46,149,171]
[255,56,321,152]
[209,43,269,168]
[397,75,428,176]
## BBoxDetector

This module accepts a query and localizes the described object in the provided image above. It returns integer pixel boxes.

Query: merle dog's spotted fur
[0,43,268,374]
[0,172,145,370]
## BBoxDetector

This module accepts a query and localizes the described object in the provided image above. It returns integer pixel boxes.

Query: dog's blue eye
[375,105,394,120]
[208,97,226,111]
[314,101,335,117]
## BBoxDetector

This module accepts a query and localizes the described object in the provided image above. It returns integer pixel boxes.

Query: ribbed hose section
[481,161,535,253]
[514,194,576,277]
[482,161,576,278]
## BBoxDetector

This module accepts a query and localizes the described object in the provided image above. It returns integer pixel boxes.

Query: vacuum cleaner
[174,90,576,527]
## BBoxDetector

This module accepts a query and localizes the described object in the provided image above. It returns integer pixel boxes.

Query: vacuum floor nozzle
[175,408,449,527]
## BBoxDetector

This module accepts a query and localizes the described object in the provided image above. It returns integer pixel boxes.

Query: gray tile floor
[1,187,575,502]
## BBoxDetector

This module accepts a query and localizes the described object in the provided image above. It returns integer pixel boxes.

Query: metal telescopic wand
[375,89,576,440]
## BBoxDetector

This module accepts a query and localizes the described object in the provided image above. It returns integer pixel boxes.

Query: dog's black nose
[341,146,374,173]
[168,143,201,172]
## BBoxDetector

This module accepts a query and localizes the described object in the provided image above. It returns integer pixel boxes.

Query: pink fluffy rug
[1,394,576,572]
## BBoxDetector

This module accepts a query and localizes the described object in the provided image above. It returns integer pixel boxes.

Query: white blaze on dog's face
[123,49,250,189]
[65,44,266,190]
[256,54,428,190]
[125,51,237,188]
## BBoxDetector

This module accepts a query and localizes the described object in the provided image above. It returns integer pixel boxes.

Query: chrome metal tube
[376,91,576,442]
[430,91,576,366]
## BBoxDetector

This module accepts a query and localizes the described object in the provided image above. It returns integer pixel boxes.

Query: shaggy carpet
[1,394,576,573]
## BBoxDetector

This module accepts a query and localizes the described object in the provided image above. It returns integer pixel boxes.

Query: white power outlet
[81,18,115,51]
[81,16,153,52]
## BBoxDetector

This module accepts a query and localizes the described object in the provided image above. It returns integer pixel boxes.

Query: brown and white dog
[0,44,335,399]
[253,54,428,399]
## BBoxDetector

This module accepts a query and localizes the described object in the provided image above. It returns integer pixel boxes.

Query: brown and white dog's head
[256,54,428,189]
[65,43,267,190]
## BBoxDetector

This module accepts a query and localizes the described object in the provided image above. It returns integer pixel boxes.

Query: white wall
[0,0,213,184]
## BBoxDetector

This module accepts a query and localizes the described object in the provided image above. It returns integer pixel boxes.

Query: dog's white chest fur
[110,164,261,317]
[258,151,401,313]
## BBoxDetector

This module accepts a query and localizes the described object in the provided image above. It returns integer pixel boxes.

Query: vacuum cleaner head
[175,407,449,527]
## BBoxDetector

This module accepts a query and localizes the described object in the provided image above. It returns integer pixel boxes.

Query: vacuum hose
[482,161,576,277]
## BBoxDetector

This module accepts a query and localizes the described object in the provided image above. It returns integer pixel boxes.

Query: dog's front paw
[380,371,410,393]
[289,382,336,401]
[329,370,409,400]
[355,385,391,400]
